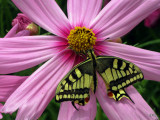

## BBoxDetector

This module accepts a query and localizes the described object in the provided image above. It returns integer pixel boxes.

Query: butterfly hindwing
[55,58,97,107]
[96,56,144,101]
[110,89,134,103]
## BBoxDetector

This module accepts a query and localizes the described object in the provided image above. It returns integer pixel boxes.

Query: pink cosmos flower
[144,9,160,27]
[0,0,160,120]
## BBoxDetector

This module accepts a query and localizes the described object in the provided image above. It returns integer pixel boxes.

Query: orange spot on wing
[108,92,113,98]
[85,97,89,103]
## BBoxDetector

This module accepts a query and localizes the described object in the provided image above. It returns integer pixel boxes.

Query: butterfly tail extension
[111,89,134,103]
[72,101,79,111]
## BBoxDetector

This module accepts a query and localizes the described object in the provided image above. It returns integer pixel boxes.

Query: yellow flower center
[68,27,96,53]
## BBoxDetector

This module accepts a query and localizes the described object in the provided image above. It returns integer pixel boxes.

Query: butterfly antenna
[72,101,79,111]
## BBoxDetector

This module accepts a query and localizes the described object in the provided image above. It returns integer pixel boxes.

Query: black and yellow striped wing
[55,58,97,109]
[96,56,144,101]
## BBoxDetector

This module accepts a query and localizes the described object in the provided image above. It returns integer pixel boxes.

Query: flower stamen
[68,27,96,53]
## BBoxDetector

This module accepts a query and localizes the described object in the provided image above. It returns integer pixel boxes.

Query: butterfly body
[55,50,144,109]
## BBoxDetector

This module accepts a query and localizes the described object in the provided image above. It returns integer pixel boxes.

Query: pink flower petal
[67,0,102,28]
[15,51,78,120]
[14,30,30,37]
[95,42,160,82]
[4,24,19,38]
[0,36,67,74]
[0,103,3,119]
[2,50,76,119]
[12,0,71,38]
[96,75,158,120]
[90,0,160,40]
[0,75,27,119]
[58,92,97,120]
[126,86,158,120]
[0,75,27,102]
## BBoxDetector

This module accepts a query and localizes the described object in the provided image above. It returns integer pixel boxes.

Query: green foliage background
[0,0,160,120]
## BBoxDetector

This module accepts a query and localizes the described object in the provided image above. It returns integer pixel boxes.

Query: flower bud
[12,13,38,35]
[26,23,39,35]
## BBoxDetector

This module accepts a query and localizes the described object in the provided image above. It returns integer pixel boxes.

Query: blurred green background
[0,0,160,120]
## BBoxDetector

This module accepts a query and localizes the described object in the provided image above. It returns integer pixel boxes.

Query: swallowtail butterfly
[55,50,143,110]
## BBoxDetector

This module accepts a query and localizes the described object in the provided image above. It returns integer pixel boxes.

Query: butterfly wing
[96,56,144,101]
[55,58,97,108]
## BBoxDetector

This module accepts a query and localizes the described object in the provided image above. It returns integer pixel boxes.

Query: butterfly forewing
[55,59,97,106]
[96,56,144,101]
